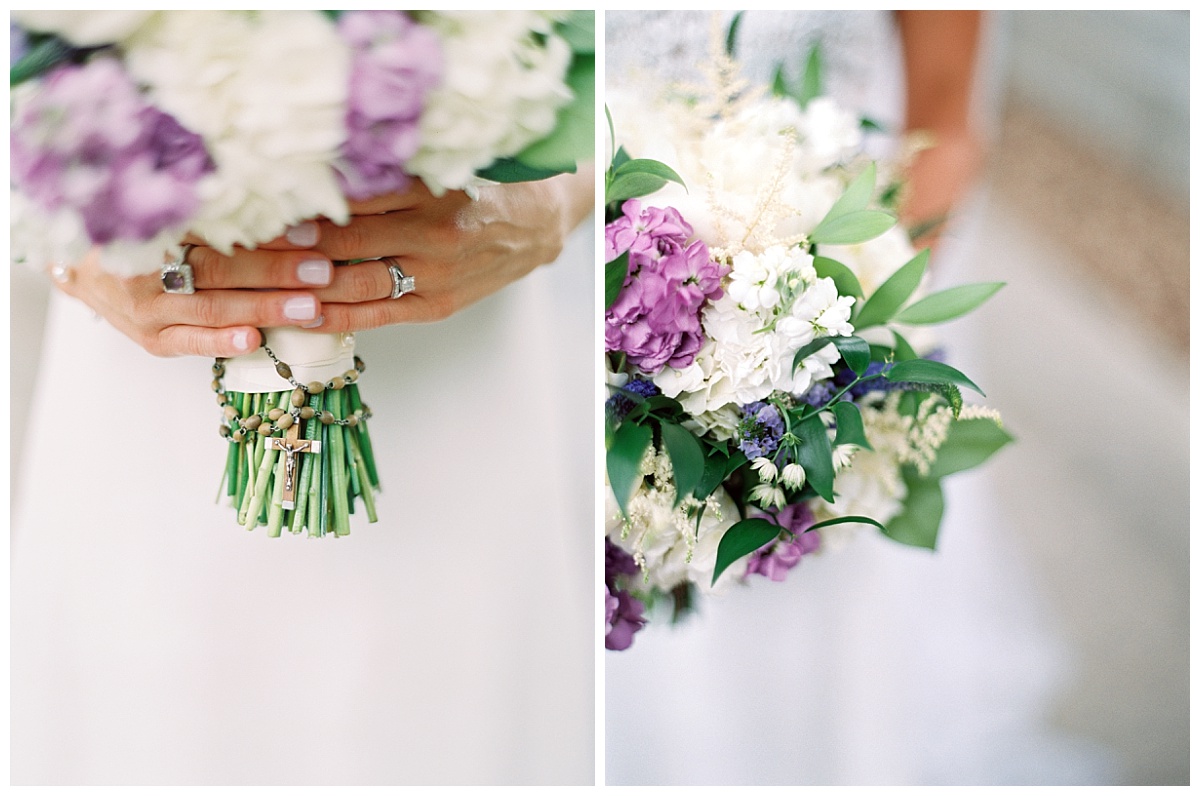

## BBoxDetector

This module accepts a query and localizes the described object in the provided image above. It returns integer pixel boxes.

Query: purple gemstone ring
[161,244,196,294]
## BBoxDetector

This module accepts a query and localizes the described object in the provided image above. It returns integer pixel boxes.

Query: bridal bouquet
[603,38,1011,649]
[10,10,594,537]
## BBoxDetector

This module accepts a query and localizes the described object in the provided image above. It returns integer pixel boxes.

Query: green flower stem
[348,384,379,487]
[266,452,288,538]
[345,424,362,497]
[349,431,378,523]
[319,418,331,537]
[291,392,322,536]
[328,390,350,537]
[242,391,286,532]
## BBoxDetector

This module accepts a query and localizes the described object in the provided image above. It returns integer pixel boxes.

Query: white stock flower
[407,11,573,194]
[123,11,350,255]
[13,11,158,46]
[654,245,855,414]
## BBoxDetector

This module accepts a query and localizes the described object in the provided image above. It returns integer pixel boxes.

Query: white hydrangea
[654,245,855,415]
[407,11,573,195]
[121,11,350,260]
[12,11,158,46]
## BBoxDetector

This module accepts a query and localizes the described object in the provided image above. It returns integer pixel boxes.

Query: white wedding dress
[604,11,1108,785]
[10,226,595,784]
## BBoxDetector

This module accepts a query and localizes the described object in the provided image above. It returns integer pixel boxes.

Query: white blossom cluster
[653,245,855,421]
[606,447,746,593]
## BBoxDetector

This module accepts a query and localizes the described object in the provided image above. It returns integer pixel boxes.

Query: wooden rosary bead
[299,406,316,420]
[291,388,307,407]
[354,356,365,373]
[319,411,335,425]
[231,429,245,443]
[219,425,231,438]
[243,415,263,430]
[267,408,285,421]
[328,376,346,391]
[275,362,293,380]
[346,415,358,428]
[343,369,358,383]
[211,379,223,392]
[276,414,294,430]
[223,405,239,421]
[307,381,325,394]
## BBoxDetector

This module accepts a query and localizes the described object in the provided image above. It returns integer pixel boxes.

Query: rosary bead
[219,425,231,438]
[211,379,223,392]
[212,363,225,377]
[307,381,325,394]
[231,429,245,443]
[276,414,294,430]
[267,408,285,421]
[299,406,316,420]
[223,405,239,421]
[346,415,358,428]
[244,415,263,430]
[328,376,346,391]
[291,388,307,407]
[354,356,365,373]
[319,411,335,425]
[216,393,228,406]
[343,369,358,383]
[275,362,293,380]
[258,425,273,436]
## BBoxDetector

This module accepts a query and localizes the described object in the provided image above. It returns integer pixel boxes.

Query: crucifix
[266,424,322,510]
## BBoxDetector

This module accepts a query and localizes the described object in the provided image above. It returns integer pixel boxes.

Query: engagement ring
[382,257,415,299]
[161,244,196,294]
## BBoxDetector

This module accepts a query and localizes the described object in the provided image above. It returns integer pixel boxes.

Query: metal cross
[267,424,322,510]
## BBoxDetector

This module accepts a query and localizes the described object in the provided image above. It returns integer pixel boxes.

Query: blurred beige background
[940,10,1188,785]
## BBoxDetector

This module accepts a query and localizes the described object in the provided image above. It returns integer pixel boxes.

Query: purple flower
[10,58,211,245]
[335,11,442,200]
[11,23,28,67]
[743,502,821,583]
[605,538,646,650]
[605,200,728,373]
[605,378,659,423]
[605,587,647,651]
[737,401,785,459]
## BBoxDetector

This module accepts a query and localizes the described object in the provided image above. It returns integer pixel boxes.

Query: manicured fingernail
[231,330,251,352]
[285,222,319,247]
[302,314,325,329]
[296,258,331,285]
[283,296,317,321]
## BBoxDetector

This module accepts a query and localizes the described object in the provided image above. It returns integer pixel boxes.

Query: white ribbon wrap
[223,327,356,393]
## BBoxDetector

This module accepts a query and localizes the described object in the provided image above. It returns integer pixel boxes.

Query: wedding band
[162,244,196,294]
[382,256,415,299]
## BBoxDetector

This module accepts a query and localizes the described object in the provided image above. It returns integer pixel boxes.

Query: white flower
[780,463,807,490]
[750,457,778,482]
[407,11,573,195]
[122,11,350,259]
[13,11,158,46]
[749,482,787,509]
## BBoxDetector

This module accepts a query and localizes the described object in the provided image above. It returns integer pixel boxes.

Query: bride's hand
[51,224,335,358]
[304,165,594,332]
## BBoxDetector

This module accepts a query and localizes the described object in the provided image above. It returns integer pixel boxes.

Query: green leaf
[605,251,630,310]
[930,383,964,419]
[606,421,651,519]
[711,518,781,586]
[893,282,1006,325]
[892,329,918,361]
[885,358,985,396]
[611,145,631,172]
[833,402,873,450]
[806,514,887,533]
[476,158,567,183]
[554,10,594,54]
[725,11,744,56]
[694,448,730,501]
[926,417,1013,480]
[881,469,944,549]
[823,163,876,220]
[511,53,594,172]
[794,414,835,502]
[792,336,836,375]
[853,249,929,329]
[809,210,895,246]
[660,422,705,507]
[868,343,894,362]
[771,64,789,98]
[860,116,886,132]
[799,44,823,107]
[10,36,71,87]
[812,256,864,299]
[606,159,686,205]
[832,336,871,375]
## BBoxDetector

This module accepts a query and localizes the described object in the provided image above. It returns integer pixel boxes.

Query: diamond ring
[162,244,196,294]
[382,256,415,299]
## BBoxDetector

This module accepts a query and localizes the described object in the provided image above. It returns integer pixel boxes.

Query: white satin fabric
[11,227,595,785]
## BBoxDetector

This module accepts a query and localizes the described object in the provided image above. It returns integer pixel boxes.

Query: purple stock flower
[605,538,646,651]
[737,401,785,459]
[335,11,442,200]
[744,502,821,583]
[10,58,212,245]
[605,199,728,373]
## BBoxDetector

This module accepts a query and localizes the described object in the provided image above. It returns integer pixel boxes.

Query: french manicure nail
[302,315,325,329]
[231,330,251,352]
[297,258,331,285]
[285,221,319,247]
[283,296,317,321]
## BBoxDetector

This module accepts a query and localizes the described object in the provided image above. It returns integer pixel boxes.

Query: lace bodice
[605,11,904,127]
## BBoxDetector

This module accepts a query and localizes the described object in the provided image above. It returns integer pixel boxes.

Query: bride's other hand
[50,240,333,358]
[895,10,983,249]
[305,164,595,332]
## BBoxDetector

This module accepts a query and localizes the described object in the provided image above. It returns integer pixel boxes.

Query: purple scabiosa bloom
[605,538,646,651]
[744,501,821,582]
[10,58,211,245]
[737,401,785,459]
[605,199,728,373]
[335,11,442,200]
[605,378,659,423]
